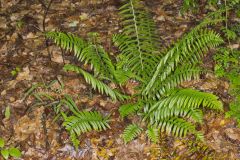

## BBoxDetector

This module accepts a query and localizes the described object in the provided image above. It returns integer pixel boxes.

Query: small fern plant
[46,0,224,144]
[115,0,224,143]
[60,95,110,148]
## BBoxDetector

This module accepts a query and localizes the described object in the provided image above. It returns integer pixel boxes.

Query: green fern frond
[146,126,159,143]
[46,31,116,79]
[146,65,202,98]
[156,117,196,137]
[63,64,127,101]
[60,96,110,148]
[142,29,223,96]
[123,124,142,143]
[148,89,223,113]
[195,9,226,29]
[69,131,80,149]
[142,89,223,139]
[146,106,203,125]
[119,101,143,118]
[228,0,240,7]
[46,31,87,55]
[143,88,223,133]
[80,44,115,78]
[114,0,161,77]
[61,94,81,115]
[62,111,110,135]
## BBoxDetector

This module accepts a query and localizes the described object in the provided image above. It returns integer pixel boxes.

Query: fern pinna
[46,0,224,145]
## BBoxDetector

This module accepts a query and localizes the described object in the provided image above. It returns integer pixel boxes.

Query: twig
[38,0,47,9]
[42,112,50,150]
[43,0,54,61]
[60,47,65,64]
[42,0,53,33]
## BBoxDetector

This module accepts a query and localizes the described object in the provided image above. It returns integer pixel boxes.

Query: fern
[119,101,143,118]
[47,0,225,144]
[156,117,196,137]
[69,131,80,150]
[146,126,159,143]
[146,65,202,98]
[148,89,223,114]
[114,0,224,142]
[123,124,142,143]
[47,31,132,100]
[228,0,240,7]
[57,95,111,148]
[46,31,87,55]
[47,31,115,79]
[63,64,127,101]
[113,0,161,78]
[142,29,223,97]
[80,44,115,78]
[144,89,223,130]
[62,111,110,135]
[62,96,110,134]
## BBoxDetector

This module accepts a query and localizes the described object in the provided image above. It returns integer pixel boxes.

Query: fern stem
[130,0,144,70]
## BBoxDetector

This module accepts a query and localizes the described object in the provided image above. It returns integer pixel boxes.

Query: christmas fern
[122,124,142,143]
[46,31,87,56]
[115,0,223,143]
[63,64,127,101]
[146,126,159,143]
[46,0,224,145]
[142,29,223,97]
[62,111,110,134]
[61,95,110,148]
[113,0,161,78]
[46,31,129,101]
[119,101,143,118]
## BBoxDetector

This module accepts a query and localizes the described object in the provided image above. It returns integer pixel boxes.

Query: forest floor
[0,0,240,159]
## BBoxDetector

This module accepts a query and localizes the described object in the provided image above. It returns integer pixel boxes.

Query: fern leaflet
[123,124,142,143]
[63,64,127,101]
[146,126,159,143]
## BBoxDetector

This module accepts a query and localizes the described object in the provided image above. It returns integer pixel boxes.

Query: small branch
[43,0,54,61]
[38,0,47,9]
[43,0,54,32]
